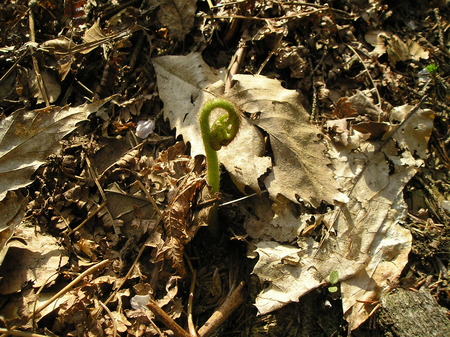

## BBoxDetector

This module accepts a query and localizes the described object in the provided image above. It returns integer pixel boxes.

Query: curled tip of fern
[199,98,240,192]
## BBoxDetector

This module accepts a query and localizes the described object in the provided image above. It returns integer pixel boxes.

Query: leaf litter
[0,0,449,336]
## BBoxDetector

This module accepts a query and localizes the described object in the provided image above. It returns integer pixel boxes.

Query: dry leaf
[365,30,388,56]
[227,74,348,206]
[153,53,224,158]
[81,19,108,54]
[0,220,69,294]
[365,30,429,64]
[0,97,114,200]
[156,0,197,40]
[0,192,27,266]
[28,69,61,104]
[386,34,410,65]
[387,104,434,158]
[251,106,434,330]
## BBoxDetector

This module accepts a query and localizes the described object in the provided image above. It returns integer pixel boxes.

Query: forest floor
[0,1,449,336]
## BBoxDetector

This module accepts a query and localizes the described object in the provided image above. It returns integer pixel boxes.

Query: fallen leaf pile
[0,0,449,336]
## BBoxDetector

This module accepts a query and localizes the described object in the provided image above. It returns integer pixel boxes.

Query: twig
[0,49,28,86]
[256,35,283,75]
[434,8,445,48]
[218,190,267,207]
[136,179,162,217]
[32,259,110,317]
[147,300,192,337]
[279,1,355,17]
[67,202,107,235]
[346,43,382,110]
[185,257,198,337]
[225,42,247,93]
[99,300,117,337]
[187,270,198,336]
[0,328,48,337]
[28,6,50,107]
[104,241,147,305]
[85,156,120,234]
[197,282,245,337]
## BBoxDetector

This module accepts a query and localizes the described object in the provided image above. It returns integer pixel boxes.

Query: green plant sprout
[199,98,240,234]
[425,63,438,74]
[328,270,339,293]
[199,98,240,193]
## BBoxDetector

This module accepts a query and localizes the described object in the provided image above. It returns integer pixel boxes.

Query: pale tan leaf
[0,220,69,294]
[387,105,434,159]
[81,19,108,54]
[153,53,224,158]
[227,74,348,206]
[0,192,27,266]
[365,30,388,56]
[0,97,114,199]
[407,40,429,60]
[251,107,434,329]
[386,34,410,65]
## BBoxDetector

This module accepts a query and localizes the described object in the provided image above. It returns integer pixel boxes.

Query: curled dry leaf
[365,30,429,65]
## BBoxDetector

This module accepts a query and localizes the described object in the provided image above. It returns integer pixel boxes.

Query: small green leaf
[425,64,438,73]
[328,286,338,293]
[329,270,339,285]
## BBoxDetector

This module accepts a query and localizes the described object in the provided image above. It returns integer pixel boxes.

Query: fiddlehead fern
[199,98,240,193]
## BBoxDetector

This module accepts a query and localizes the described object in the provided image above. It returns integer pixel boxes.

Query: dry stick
[32,259,110,317]
[186,258,198,337]
[434,8,445,48]
[0,49,27,86]
[89,240,148,327]
[104,241,146,305]
[28,8,50,107]
[225,42,247,93]
[0,328,48,337]
[197,282,245,337]
[346,43,382,111]
[136,179,162,217]
[99,300,117,337]
[256,35,283,75]
[85,156,120,234]
[147,300,192,337]
[67,202,107,235]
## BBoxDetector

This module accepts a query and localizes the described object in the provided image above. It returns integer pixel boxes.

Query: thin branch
[0,328,48,337]
[346,43,382,110]
[197,282,245,337]
[147,300,192,337]
[33,259,110,317]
